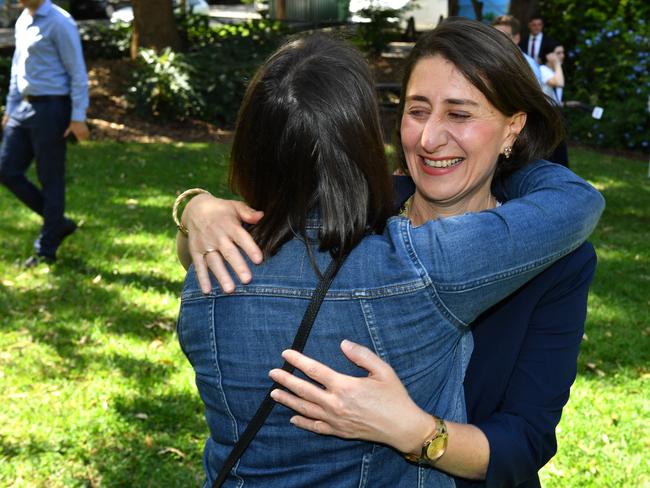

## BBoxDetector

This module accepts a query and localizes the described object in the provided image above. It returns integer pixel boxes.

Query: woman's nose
[420,116,447,153]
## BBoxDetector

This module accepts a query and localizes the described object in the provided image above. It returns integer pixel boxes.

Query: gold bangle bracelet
[172,188,211,236]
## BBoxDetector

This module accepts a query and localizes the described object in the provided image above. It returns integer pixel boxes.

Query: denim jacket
[177,161,604,488]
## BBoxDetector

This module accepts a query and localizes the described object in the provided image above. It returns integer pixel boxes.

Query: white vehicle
[111,0,209,23]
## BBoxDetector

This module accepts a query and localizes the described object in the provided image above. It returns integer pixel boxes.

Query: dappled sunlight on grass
[537,148,650,487]
[0,142,221,485]
[0,143,648,486]
[541,374,649,487]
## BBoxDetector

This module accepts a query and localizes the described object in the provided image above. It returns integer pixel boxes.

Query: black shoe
[34,219,78,257]
[60,218,78,242]
[24,254,56,268]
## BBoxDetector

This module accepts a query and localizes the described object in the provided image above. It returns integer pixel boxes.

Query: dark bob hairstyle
[229,35,393,258]
[396,18,564,177]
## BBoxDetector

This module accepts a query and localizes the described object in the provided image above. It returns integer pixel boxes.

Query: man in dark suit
[518,15,555,65]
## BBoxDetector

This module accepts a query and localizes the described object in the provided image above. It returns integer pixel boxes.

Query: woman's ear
[504,111,527,149]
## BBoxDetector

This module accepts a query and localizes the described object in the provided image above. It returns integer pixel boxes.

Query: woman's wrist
[398,411,439,455]
[173,188,211,235]
[181,192,218,230]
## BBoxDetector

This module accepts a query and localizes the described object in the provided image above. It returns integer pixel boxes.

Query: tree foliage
[540,0,650,151]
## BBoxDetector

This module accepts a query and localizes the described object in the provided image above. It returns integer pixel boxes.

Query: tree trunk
[470,0,483,20]
[448,0,459,17]
[131,0,181,59]
[275,0,286,20]
[508,0,540,27]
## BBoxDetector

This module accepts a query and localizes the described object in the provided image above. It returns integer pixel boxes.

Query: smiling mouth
[423,157,465,169]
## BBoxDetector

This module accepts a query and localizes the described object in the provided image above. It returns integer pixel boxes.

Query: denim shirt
[177,161,604,488]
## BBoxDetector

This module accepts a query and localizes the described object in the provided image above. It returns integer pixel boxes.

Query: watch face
[425,436,447,461]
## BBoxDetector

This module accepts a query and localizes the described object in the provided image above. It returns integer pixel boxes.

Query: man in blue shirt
[0,0,89,267]
[492,15,543,86]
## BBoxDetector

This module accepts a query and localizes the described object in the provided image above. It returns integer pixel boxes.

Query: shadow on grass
[92,392,206,487]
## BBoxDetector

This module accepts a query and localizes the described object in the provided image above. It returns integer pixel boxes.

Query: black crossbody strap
[212,254,347,488]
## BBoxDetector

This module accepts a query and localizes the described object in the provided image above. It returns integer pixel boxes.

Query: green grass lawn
[0,143,648,487]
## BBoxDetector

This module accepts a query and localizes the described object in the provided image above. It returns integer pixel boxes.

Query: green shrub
[128,48,203,120]
[541,0,650,152]
[128,20,287,125]
[353,5,404,55]
[79,21,132,60]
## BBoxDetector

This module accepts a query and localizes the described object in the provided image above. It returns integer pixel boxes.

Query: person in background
[539,41,569,166]
[540,42,566,105]
[518,14,556,65]
[496,15,568,167]
[0,0,89,267]
[493,15,542,86]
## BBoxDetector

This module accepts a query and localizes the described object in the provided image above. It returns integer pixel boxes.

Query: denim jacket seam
[208,298,244,485]
[398,219,469,330]
[359,299,389,365]
[181,281,429,302]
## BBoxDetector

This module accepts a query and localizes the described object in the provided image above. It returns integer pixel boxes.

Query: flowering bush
[541,0,649,152]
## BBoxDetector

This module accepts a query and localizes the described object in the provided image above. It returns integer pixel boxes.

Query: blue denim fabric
[177,161,604,487]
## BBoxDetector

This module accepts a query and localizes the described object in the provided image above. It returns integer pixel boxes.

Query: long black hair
[230,34,393,258]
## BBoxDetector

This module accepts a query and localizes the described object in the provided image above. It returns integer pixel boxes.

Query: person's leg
[0,113,42,215]
[31,98,73,258]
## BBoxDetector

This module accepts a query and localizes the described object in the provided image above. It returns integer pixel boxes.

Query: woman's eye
[449,112,470,120]
[408,109,428,118]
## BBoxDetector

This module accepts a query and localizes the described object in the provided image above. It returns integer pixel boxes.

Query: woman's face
[400,55,525,208]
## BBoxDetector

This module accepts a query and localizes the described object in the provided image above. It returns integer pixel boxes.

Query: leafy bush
[128,20,287,125]
[79,21,132,60]
[354,5,404,55]
[128,48,203,120]
[541,0,650,152]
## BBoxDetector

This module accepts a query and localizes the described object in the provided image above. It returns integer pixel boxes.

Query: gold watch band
[403,416,449,466]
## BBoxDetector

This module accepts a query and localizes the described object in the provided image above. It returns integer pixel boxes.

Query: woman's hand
[269,340,435,455]
[546,52,558,68]
[177,193,264,293]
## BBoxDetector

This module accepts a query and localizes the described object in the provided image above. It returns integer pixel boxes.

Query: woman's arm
[269,341,491,480]
[476,243,596,487]
[411,160,603,326]
[270,244,597,485]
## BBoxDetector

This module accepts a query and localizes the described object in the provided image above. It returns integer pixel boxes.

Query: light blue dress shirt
[523,51,543,86]
[6,0,88,121]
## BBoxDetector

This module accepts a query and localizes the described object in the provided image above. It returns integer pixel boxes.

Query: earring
[503,146,512,159]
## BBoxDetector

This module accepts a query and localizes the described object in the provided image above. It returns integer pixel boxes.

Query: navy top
[394,176,596,488]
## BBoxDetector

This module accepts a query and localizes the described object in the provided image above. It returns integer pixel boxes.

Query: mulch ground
[86,59,235,143]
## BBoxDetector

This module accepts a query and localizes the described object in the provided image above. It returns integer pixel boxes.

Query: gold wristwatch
[403,416,448,465]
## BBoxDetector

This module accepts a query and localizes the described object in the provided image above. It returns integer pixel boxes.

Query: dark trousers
[0,97,71,257]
